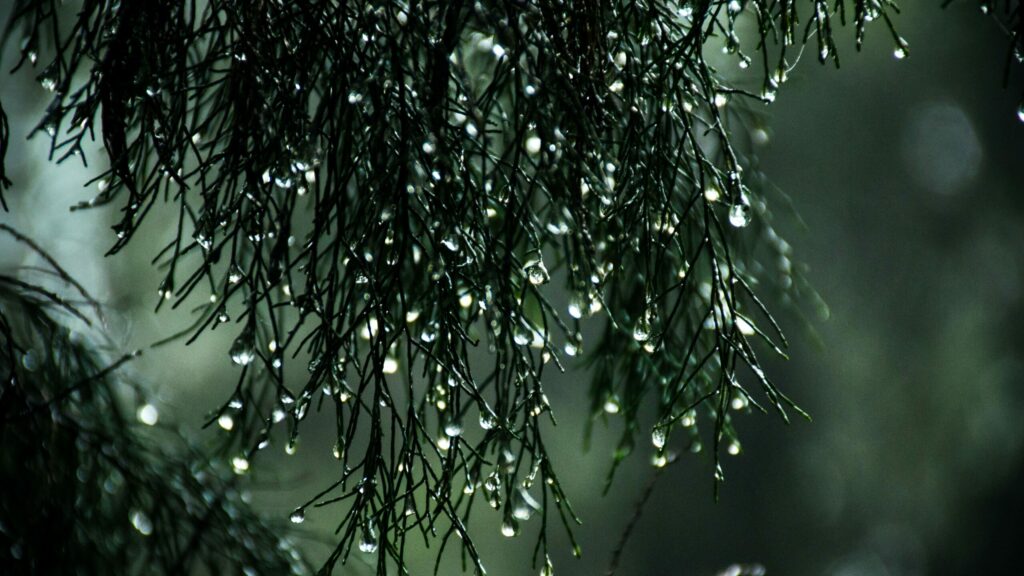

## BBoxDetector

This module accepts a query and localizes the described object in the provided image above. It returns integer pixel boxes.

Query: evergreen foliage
[0,1,1021,574]
[0,224,311,575]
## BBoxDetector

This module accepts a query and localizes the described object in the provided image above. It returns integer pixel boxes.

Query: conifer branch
[0,1,925,573]
[0,226,311,575]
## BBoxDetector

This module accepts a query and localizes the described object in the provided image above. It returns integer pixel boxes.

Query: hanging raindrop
[729,203,751,228]
[229,328,256,366]
[603,395,621,414]
[444,417,464,437]
[893,37,909,60]
[513,323,532,346]
[359,525,379,553]
[479,411,497,430]
[525,135,542,156]
[524,259,549,286]
[231,456,250,474]
[632,314,653,342]
[500,516,519,537]
[567,292,587,319]
[651,427,667,449]
[218,414,235,431]
[130,510,153,536]
[541,556,554,576]
[511,487,540,521]
[137,404,159,426]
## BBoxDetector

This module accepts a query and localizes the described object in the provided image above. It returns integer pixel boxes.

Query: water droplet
[21,350,39,371]
[444,419,464,437]
[289,509,305,524]
[218,414,235,431]
[651,427,667,449]
[484,471,501,493]
[411,323,436,344]
[1017,102,1024,123]
[525,136,542,156]
[563,340,579,357]
[382,356,399,374]
[229,329,256,366]
[137,404,159,426]
[358,525,378,553]
[479,412,497,430]
[231,456,250,474]
[512,322,532,346]
[893,38,909,60]
[727,440,742,455]
[567,293,586,319]
[40,75,57,92]
[540,556,554,576]
[736,317,755,336]
[680,410,696,428]
[729,203,751,228]
[228,265,244,284]
[704,185,721,202]
[731,395,749,410]
[511,487,540,520]
[130,510,153,536]
[501,517,519,537]
[285,439,298,455]
[632,315,653,342]
[603,396,621,414]
[274,174,294,189]
[441,233,460,252]
[524,259,549,286]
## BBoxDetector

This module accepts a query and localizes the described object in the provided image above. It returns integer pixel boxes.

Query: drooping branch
[0,1,913,573]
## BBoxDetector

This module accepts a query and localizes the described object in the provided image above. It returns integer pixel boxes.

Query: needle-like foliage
[15,1,1020,575]
[0,224,312,575]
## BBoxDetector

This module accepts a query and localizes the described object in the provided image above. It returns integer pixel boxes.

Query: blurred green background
[2,4,1024,575]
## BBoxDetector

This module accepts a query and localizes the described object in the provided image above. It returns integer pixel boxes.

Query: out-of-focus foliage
[0,224,311,575]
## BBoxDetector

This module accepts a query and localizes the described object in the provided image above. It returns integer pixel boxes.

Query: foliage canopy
[1,1,1021,574]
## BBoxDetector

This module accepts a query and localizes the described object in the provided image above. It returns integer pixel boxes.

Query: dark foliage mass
[0,224,310,575]
[0,1,1021,574]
